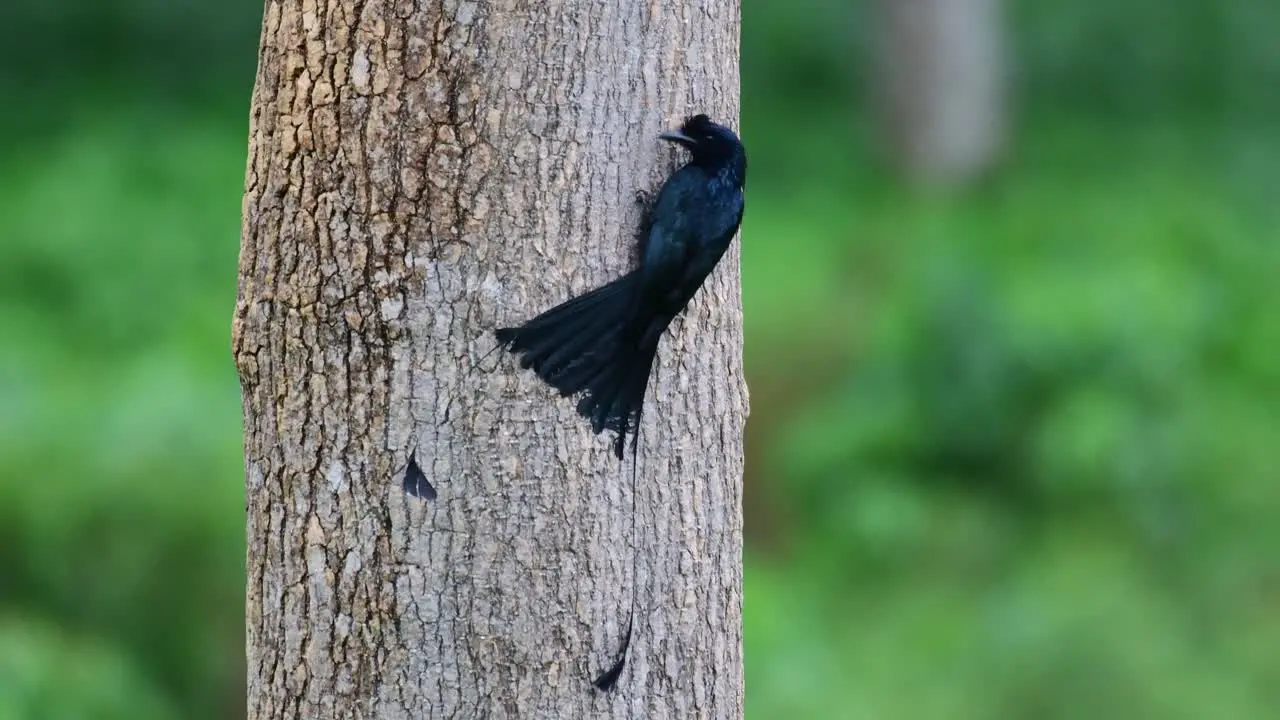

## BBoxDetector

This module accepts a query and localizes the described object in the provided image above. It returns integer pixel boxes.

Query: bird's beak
[659,130,696,148]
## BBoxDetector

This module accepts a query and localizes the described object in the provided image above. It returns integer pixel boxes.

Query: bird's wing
[638,169,707,295]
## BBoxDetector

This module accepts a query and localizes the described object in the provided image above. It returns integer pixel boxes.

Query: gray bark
[873,0,1008,188]
[234,0,746,718]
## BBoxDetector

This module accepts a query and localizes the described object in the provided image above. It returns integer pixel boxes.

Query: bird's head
[659,114,745,172]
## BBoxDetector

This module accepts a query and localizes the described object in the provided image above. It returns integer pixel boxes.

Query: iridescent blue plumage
[495,114,747,459]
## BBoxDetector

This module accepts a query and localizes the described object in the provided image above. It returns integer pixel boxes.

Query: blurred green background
[2,1,1278,718]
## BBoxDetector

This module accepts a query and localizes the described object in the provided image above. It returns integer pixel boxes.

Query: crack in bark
[240,0,745,717]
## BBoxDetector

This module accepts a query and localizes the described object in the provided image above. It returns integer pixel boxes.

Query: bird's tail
[495,270,668,459]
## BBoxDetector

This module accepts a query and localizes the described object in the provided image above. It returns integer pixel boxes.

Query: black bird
[494,114,747,459]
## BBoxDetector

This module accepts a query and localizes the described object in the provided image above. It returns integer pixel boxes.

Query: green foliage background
[1,1,1277,717]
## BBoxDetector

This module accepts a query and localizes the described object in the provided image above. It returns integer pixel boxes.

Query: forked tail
[495,270,669,459]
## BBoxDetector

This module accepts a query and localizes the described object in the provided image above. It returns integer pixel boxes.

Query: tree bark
[872,0,1008,189]
[234,1,745,718]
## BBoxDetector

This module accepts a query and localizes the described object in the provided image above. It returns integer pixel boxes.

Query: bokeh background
[2,0,1278,717]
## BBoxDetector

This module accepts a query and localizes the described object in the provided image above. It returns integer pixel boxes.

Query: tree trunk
[872,0,1008,189]
[234,1,745,718]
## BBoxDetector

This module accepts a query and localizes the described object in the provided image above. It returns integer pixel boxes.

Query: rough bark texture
[872,0,1008,188]
[233,1,745,718]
